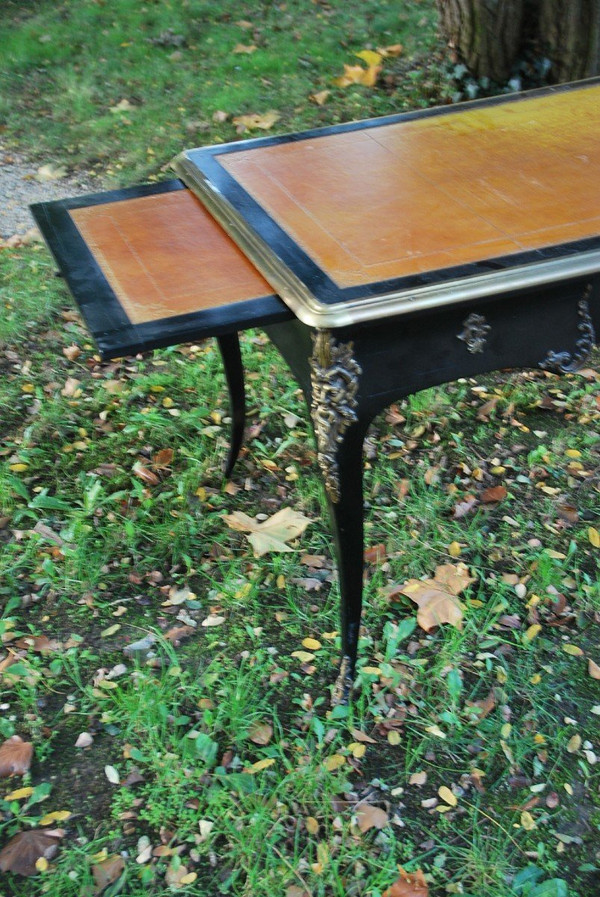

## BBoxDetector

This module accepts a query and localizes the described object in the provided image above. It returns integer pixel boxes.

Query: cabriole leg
[216,333,245,478]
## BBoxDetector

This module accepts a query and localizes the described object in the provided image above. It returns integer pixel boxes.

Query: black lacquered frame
[30,179,291,360]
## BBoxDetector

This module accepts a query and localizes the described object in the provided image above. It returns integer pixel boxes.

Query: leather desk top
[174,79,600,328]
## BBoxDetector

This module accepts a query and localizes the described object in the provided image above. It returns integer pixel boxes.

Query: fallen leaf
[92,855,126,894]
[233,43,257,54]
[394,579,464,632]
[588,659,600,679]
[377,43,403,57]
[14,635,61,654]
[480,485,507,503]
[302,637,322,650]
[223,507,311,556]
[333,55,382,88]
[309,89,331,105]
[152,448,174,468]
[36,163,67,182]
[355,802,389,832]
[0,736,33,777]
[409,772,427,786]
[248,722,273,745]
[133,462,159,485]
[104,765,120,785]
[589,527,600,548]
[351,728,377,744]
[0,830,61,876]
[232,111,280,133]
[452,494,478,518]
[248,758,275,773]
[201,614,226,627]
[383,866,429,896]
[75,732,94,748]
[324,754,346,771]
[438,786,457,807]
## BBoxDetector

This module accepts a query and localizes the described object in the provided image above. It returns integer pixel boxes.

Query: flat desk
[31,79,600,702]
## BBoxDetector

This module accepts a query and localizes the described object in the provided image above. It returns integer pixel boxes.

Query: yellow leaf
[520,811,536,830]
[324,754,346,771]
[387,731,401,746]
[448,541,462,557]
[180,872,198,885]
[438,786,457,807]
[233,43,257,54]
[355,49,383,67]
[40,810,71,825]
[524,624,542,642]
[425,725,447,739]
[305,816,319,834]
[567,734,581,753]
[4,786,34,801]
[249,758,275,773]
[35,857,49,872]
[588,527,600,548]
[564,783,573,795]
[291,650,314,663]
[232,111,281,133]
[565,449,581,458]
[348,742,366,759]
[563,644,584,656]
[361,666,382,676]
[377,43,403,58]
[309,90,330,106]
[9,463,28,472]
[302,637,322,650]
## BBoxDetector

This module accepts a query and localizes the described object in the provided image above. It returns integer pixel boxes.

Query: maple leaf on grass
[0,736,33,777]
[388,563,474,632]
[0,830,62,876]
[223,507,312,556]
[383,866,428,896]
[232,111,280,134]
[333,50,382,88]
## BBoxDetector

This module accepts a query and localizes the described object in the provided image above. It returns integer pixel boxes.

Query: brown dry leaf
[248,721,273,745]
[365,543,387,564]
[15,635,62,654]
[0,736,33,778]
[480,485,507,503]
[465,689,496,722]
[355,802,389,832]
[223,507,311,556]
[233,111,280,133]
[152,448,174,468]
[132,462,159,485]
[588,659,600,680]
[310,89,331,105]
[92,855,126,894]
[393,564,473,632]
[164,625,195,645]
[62,344,81,362]
[383,866,429,897]
[377,43,403,57]
[233,43,257,54]
[351,728,377,744]
[61,377,81,397]
[0,830,61,876]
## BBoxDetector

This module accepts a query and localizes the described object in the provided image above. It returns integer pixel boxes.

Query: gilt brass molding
[309,332,362,503]
[539,285,596,374]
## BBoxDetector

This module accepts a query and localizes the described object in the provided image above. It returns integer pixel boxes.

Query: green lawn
[1,2,599,896]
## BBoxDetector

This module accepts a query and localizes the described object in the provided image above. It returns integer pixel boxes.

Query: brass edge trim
[174,154,600,329]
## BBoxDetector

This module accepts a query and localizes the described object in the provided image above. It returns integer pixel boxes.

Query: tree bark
[436,0,526,81]
[539,0,600,81]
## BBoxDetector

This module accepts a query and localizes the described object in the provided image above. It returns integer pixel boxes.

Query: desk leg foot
[217,333,245,479]
[332,654,354,705]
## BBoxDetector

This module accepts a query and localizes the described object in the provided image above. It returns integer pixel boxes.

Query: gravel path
[0,146,101,239]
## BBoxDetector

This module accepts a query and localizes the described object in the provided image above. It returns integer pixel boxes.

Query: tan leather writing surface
[70,191,271,324]
[219,86,600,286]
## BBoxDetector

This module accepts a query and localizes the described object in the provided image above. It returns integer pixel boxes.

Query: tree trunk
[539,0,600,81]
[436,0,526,81]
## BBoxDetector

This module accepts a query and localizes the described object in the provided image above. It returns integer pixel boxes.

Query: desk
[32,79,600,702]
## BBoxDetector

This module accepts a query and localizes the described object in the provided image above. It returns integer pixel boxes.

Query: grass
[1,2,600,896]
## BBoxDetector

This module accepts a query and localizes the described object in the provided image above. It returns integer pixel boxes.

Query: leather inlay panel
[70,191,271,324]
[219,86,600,288]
